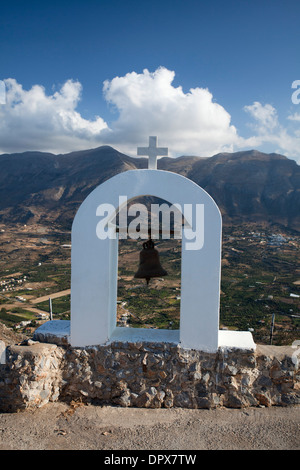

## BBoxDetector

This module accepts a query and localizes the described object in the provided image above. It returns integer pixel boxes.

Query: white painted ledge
[218,330,256,351]
[33,321,256,351]
[33,320,71,345]
[109,326,180,344]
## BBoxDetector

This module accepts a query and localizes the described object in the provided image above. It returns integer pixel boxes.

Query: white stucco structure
[71,168,220,350]
[70,167,255,352]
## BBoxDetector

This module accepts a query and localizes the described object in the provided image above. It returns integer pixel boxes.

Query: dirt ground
[0,402,299,451]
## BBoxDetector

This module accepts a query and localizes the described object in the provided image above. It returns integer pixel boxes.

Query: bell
[134,239,168,285]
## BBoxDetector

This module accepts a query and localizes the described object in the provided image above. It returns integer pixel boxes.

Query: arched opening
[115,196,182,331]
[70,169,222,351]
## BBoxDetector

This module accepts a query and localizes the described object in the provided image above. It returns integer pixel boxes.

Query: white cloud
[244,101,300,162]
[244,102,279,131]
[0,80,5,105]
[0,79,108,154]
[0,68,240,157]
[0,68,299,163]
[103,67,239,156]
[288,112,300,122]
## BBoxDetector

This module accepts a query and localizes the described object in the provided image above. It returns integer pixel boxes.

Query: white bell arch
[70,169,222,351]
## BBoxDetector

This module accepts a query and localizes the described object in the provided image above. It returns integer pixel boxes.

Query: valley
[0,222,299,346]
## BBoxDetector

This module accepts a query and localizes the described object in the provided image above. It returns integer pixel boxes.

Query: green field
[0,224,299,345]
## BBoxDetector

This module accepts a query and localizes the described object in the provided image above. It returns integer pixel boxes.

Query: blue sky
[1,0,300,161]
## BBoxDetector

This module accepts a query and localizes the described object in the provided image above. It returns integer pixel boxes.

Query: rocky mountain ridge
[0,146,299,230]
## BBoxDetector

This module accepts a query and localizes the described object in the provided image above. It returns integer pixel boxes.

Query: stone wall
[0,342,64,412]
[0,340,299,412]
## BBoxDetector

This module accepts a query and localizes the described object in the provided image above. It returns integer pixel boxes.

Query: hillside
[0,147,299,230]
[187,150,300,228]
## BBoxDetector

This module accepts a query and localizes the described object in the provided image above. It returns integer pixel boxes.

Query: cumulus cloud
[0,68,240,156]
[103,67,239,156]
[288,112,300,122]
[0,79,107,153]
[0,68,299,163]
[0,81,5,105]
[244,102,279,131]
[244,101,300,162]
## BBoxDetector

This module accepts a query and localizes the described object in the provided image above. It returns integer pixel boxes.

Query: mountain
[0,146,299,231]
[186,150,300,229]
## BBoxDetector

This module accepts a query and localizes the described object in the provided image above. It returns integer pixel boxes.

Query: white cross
[137,136,168,170]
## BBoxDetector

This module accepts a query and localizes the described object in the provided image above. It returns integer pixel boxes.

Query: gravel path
[0,402,299,450]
